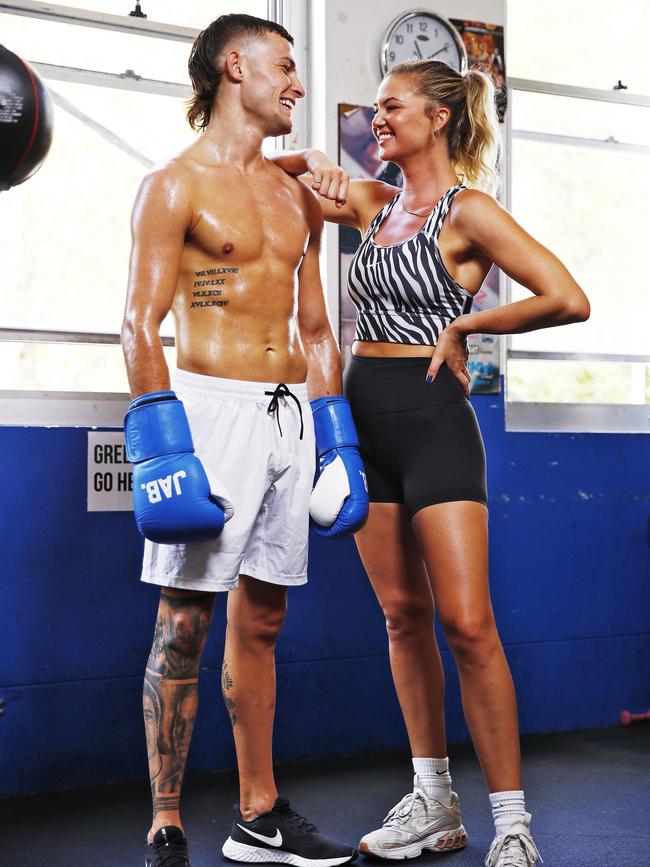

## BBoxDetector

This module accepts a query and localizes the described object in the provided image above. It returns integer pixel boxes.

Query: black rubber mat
[2,726,649,866]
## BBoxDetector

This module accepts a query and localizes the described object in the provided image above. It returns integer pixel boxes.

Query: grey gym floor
[2,726,649,866]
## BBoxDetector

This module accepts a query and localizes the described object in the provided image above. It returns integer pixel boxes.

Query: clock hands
[428,43,451,59]
[407,40,452,63]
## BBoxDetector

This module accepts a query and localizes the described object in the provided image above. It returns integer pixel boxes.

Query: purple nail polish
[426,374,433,383]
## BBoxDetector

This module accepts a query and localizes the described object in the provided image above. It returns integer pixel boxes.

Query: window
[0,0,281,423]
[506,0,650,432]
[40,0,270,31]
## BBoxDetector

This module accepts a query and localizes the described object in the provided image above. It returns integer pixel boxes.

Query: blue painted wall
[2,388,649,796]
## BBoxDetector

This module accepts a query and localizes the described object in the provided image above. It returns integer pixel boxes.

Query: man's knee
[150,590,215,674]
[234,605,287,648]
[228,580,287,648]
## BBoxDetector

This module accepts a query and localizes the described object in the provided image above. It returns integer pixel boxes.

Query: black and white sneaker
[145,825,191,866]
[222,796,357,866]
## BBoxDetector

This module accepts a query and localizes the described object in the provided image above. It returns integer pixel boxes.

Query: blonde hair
[390,59,501,195]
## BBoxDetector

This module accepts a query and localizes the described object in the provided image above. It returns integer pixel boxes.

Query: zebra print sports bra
[347,184,473,345]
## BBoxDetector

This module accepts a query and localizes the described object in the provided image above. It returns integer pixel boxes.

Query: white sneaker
[485,813,543,866]
[359,780,468,860]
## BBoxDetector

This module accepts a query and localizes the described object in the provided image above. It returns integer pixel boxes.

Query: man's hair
[187,13,294,131]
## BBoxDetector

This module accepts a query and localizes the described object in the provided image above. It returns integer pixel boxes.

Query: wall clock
[381,10,467,75]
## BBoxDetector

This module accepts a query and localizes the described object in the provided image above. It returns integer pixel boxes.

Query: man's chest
[189,179,309,264]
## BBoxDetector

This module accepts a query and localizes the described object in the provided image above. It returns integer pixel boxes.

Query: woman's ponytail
[390,60,501,195]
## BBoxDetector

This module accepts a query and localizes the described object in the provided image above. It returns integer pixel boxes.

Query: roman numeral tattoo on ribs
[190,266,239,310]
[144,592,213,818]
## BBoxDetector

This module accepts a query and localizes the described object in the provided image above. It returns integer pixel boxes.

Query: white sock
[489,790,526,835]
[412,757,453,807]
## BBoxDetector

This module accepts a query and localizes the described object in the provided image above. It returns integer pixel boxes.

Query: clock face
[381,11,467,75]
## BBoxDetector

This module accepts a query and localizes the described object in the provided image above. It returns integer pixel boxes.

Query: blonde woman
[273,59,588,866]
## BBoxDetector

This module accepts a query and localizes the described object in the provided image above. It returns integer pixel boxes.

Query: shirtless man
[121,14,367,867]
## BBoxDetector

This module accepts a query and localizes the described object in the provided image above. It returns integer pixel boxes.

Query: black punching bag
[0,45,54,191]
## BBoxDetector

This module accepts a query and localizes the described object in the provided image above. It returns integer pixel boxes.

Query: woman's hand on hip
[425,321,471,396]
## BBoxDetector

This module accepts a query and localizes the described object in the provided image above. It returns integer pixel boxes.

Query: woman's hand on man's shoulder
[305,149,350,208]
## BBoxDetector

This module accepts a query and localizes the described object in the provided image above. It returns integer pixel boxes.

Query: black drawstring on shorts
[265,383,304,440]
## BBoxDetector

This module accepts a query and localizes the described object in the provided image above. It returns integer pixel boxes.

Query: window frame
[504,76,650,434]
[0,0,298,426]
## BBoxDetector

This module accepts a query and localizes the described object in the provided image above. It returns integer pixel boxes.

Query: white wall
[303,0,505,325]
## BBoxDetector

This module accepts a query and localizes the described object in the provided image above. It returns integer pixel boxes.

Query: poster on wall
[449,19,507,121]
[338,103,500,393]
[87,431,133,512]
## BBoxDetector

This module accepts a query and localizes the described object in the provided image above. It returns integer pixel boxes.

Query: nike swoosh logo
[237,824,283,847]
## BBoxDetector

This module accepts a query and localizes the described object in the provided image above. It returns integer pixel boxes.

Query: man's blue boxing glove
[309,396,369,537]
[124,391,234,544]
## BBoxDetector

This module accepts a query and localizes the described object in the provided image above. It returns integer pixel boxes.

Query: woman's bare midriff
[352,340,434,358]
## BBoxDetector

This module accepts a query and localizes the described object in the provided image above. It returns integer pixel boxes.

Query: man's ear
[223,48,244,82]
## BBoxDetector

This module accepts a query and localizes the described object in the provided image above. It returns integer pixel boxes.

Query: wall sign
[87,431,133,512]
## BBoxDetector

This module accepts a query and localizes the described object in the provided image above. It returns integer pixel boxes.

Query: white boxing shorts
[140,368,315,592]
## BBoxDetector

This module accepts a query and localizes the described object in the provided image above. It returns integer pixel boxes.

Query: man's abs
[171,160,311,383]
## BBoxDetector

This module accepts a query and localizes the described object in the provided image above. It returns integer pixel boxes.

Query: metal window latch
[120,69,142,82]
[129,2,147,18]
[613,80,628,90]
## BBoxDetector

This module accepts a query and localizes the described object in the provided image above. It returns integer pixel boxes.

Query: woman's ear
[434,104,452,135]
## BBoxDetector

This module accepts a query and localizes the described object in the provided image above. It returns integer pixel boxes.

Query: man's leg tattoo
[221,660,237,728]
[144,591,214,823]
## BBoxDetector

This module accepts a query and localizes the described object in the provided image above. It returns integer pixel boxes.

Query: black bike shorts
[343,355,487,516]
